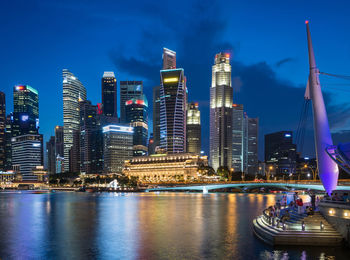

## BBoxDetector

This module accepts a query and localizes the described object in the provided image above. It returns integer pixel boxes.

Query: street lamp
[304,164,317,181]
[266,166,273,181]
[230,168,234,182]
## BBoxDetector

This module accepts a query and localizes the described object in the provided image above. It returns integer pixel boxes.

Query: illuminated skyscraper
[46,136,55,174]
[186,102,201,154]
[243,116,259,175]
[103,125,133,173]
[160,68,186,153]
[55,126,64,158]
[210,53,233,171]
[162,48,176,69]
[0,92,5,170]
[4,114,12,170]
[232,104,244,172]
[125,95,148,156]
[120,81,143,123]
[63,69,86,172]
[12,85,39,137]
[101,72,117,118]
[152,86,161,152]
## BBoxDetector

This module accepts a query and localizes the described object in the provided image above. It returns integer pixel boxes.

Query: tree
[217,166,230,180]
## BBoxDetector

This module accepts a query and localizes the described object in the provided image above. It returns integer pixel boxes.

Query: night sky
[1,0,350,160]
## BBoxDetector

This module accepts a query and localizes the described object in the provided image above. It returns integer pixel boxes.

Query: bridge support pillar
[203,187,208,194]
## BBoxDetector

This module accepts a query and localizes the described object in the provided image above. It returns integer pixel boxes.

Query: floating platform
[252,207,343,246]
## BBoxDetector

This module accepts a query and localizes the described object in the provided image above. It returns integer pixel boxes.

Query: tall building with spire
[101,72,117,118]
[160,68,186,153]
[63,69,86,172]
[210,53,233,171]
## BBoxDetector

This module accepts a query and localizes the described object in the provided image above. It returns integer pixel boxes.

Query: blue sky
[1,0,350,159]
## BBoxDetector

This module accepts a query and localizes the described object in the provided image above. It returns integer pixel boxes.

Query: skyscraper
[101,72,117,118]
[103,124,133,174]
[162,48,176,69]
[12,134,43,180]
[232,104,244,172]
[152,86,161,152]
[186,102,201,154]
[210,53,233,171]
[125,95,148,156]
[160,68,186,153]
[46,136,55,174]
[63,69,86,172]
[119,81,143,123]
[55,126,64,158]
[12,85,39,137]
[265,131,296,175]
[0,92,5,171]
[243,116,259,175]
[4,114,12,170]
[79,100,103,174]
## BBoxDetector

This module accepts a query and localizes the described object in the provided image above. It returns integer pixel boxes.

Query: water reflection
[0,192,348,259]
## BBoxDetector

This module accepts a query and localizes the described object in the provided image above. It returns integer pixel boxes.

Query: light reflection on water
[0,192,348,259]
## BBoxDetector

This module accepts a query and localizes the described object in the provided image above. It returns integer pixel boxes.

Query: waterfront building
[152,86,161,153]
[79,100,103,174]
[55,126,64,158]
[186,102,201,154]
[0,92,5,171]
[101,72,117,118]
[265,131,296,175]
[32,166,47,182]
[56,155,64,174]
[11,134,43,180]
[4,114,13,170]
[162,47,176,69]
[160,68,186,153]
[119,81,143,123]
[46,136,55,174]
[232,104,244,172]
[244,116,259,175]
[12,85,39,137]
[0,170,16,184]
[103,124,133,174]
[125,95,148,156]
[63,69,86,172]
[69,129,80,173]
[210,53,233,171]
[123,153,208,182]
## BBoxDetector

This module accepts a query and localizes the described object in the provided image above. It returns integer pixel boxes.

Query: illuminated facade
[12,85,39,137]
[186,102,201,154]
[46,136,55,174]
[103,125,133,174]
[232,104,244,172]
[4,114,12,170]
[162,47,176,69]
[63,69,86,172]
[102,71,117,118]
[210,53,233,171]
[123,153,208,182]
[0,92,5,171]
[244,116,259,175]
[152,85,161,153]
[125,95,148,156]
[11,134,43,180]
[120,81,143,123]
[160,69,186,153]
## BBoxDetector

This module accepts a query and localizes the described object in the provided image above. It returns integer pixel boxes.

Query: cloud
[275,57,295,68]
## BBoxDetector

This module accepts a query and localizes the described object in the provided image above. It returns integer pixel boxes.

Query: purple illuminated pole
[305,21,339,194]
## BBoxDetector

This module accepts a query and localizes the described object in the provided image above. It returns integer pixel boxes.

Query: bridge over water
[146,181,350,193]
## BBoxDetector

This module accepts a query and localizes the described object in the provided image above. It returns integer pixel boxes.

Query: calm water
[0,192,349,259]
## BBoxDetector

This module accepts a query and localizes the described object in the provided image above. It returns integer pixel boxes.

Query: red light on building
[126,100,133,105]
[305,20,309,24]
[97,103,103,115]
[232,104,237,107]
[16,85,26,91]
[149,139,154,144]
[135,100,144,105]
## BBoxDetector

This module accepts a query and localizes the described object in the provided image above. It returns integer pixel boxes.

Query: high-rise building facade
[103,125,133,174]
[186,102,201,154]
[245,117,259,175]
[101,72,117,118]
[232,104,244,172]
[162,48,176,69]
[63,69,86,172]
[152,86,161,152]
[11,134,43,180]
[210,53,233,171]
[160,68,186,153]
[4,114,13,170]
[12,85,39,137]
[120,81,143,123]
[46,136,56,174]
[125,95,148,156]
[0,92,5,171]
[79,100,103,174]
[55,126,64,158]
[265,131,296,175]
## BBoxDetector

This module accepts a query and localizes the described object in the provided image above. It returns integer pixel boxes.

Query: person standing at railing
[296,198,304,214]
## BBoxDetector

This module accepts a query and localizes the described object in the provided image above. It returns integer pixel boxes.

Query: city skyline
[2,1,350,159]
